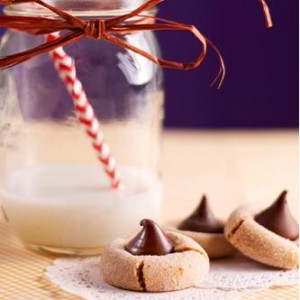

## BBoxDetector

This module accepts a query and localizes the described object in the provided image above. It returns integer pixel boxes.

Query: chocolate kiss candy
[178,195,223,233]
[125,219,175,256]
[255,191,299,241]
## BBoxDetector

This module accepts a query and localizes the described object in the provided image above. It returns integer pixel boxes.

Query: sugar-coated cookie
[171,195,235,258]
[170,223,235,259]
[101,219,209,292]
[225,191,299,270]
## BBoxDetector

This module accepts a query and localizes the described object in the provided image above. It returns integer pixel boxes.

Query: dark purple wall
[158,0,299,128]
[0,1,298,128]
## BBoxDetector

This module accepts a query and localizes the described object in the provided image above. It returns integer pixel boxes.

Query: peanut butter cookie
[225,191,298,270]
[101,219,209,292]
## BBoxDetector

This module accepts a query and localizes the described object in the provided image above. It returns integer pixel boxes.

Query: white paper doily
[46,255,298,300]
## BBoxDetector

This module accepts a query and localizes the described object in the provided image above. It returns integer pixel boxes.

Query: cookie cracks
[227,219,245,238]
[137,261,146,292]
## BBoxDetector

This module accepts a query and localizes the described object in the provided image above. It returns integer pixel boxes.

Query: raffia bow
[0,0,272,88]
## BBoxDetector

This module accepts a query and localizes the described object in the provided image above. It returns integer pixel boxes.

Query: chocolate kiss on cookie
[125,219,175,256]
[178,195,223,233]
[255,190,299,241]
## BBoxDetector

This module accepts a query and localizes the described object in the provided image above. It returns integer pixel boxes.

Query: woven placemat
[0,221,298,300]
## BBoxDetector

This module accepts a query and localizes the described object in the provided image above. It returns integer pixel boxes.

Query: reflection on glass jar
[0,1,164,255]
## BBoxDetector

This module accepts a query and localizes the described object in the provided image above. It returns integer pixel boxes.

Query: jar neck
[5,0,156,17]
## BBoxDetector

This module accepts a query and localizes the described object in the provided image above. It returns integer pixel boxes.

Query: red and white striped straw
[47,33,123,189]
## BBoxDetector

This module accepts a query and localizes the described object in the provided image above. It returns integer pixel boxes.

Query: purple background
[0,1,298,128]
[158,0,299,128]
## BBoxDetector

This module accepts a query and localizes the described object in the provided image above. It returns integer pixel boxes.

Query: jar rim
[4,2,156,17]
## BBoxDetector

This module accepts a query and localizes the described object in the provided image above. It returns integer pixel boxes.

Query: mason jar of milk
[0,0,164,255]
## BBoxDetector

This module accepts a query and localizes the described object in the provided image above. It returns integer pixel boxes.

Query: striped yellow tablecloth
[0,221,298,300]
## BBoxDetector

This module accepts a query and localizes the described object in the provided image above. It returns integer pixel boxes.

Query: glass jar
[0,0,164,255]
